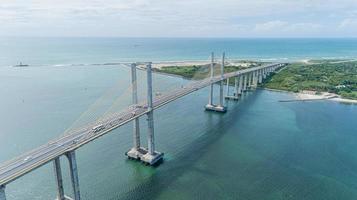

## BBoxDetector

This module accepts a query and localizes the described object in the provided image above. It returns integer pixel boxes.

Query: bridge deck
[0,63,284,186]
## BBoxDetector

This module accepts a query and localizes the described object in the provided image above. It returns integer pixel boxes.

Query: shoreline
[149,60,265,69]
[153,67,357,104]
[265,88,357,104]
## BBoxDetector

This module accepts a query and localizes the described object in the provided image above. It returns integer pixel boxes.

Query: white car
[92,124,105,133]
[24,156,32,161]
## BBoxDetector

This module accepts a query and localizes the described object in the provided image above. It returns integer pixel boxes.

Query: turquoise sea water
[0,38,357,200]
[1,38,357,67]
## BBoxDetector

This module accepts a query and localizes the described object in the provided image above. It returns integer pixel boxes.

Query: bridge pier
[126,63,147,160]
[66,151,80,200]
[205,52,226,112]
[246,72,251,89]
[237,75,243,96]
[234,77,239,97]
[251,71,257,88]
[0,185,5,200]
[225,76,239,100]
[141,63,164,165]
[258,69,263,84]
[242,74,247,91]
[53,157,72,200]
[248,72,252,89]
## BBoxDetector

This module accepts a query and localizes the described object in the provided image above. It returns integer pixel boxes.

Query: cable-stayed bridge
[0,53,288,200]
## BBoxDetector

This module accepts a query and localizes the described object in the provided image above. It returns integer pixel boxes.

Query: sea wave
[6,56,357,68]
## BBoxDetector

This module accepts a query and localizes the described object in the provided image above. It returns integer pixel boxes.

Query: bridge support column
[234,77,238,96]
[246,73,250,89]
[263,68,267,79]
[250,72,254,88]
[0,185,6,200]
[205,52,226,112]
[66,151,80,200]
[126,63,146,160]
[218,52,226,110]
[208,52,214,106]
[251,71,257,88]
[253,70,258,87]
[237,75,243,96]
[243,74,247,91]
[225,76,239,100]
[53,157,72,200]
[141,63,164,166]
[258,69,263,84]
[226,78,229,96]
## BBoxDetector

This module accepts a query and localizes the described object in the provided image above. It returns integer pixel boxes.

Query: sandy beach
[296,91,357,104]
[135,60,262,69]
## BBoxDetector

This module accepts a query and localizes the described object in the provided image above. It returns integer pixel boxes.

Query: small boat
[14,62,29,67]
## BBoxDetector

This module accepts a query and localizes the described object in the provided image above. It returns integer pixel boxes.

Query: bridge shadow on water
[112,90,263,200]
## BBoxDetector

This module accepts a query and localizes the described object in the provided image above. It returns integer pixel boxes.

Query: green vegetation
[264,61,357,100]
[155,65,242,80]
[155,60,357,100]
[155,61,265,80]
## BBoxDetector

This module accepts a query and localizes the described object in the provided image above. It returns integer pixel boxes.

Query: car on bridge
[92,124,105,133]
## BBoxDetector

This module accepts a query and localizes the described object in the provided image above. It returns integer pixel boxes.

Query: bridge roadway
[0,63,284,186]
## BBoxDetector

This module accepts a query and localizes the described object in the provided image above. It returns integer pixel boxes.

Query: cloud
[253,21,323,36]
[254,21,288,32]
[0,0,356,37]
[340,19,357,28]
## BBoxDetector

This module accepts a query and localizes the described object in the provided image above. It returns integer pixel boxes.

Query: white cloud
[340,18,357,28]
[253,21,323,37]
[254,21,288,32]
[0,0,356,37]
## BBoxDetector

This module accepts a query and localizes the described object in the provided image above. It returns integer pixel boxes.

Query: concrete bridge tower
[140,63,164,165]
[126,63,163,166]
[205,52,227,112]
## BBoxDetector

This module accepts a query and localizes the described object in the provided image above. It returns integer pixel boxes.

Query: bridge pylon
[126,63,147,160]
[126,62,163,166]
[140,63,164,165]
[205,52,227,112]
[66,151,80,200]
[53,157,73,200]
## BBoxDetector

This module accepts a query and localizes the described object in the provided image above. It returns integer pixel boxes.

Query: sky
[0,0,357,37]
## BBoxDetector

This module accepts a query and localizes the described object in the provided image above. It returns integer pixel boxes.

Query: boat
[14,62,29,67]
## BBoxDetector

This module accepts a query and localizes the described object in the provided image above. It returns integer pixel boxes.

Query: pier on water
[0,53,287,200]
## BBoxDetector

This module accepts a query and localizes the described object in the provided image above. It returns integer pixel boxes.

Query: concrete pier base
[56,196,73,200]
[205,104,227,112]
[141,151,164,166]
[225,95,239,100]
[125,147,148,160]
[0,185,6,200]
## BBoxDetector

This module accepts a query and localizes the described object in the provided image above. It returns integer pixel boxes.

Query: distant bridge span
[0,53,287,200]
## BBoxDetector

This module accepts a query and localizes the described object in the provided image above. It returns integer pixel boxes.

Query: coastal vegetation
[154,61,265,80]
[264,61,357,100]
[155,60,357,100]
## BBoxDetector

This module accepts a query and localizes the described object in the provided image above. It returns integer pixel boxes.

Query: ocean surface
[1,38,357,67]
[0,38,357,200]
